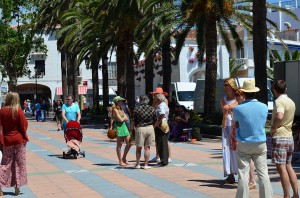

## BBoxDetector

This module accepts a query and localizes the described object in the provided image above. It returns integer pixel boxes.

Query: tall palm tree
[94,0,144,110]
[253,0,267,105]
[35,0,78,102]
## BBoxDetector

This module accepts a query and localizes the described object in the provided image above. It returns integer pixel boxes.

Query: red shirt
[0,107,29,147]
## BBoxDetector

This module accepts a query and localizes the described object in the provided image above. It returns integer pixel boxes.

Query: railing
[268,0,299,12]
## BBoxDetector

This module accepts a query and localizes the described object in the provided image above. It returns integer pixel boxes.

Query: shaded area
[188,179,237,189]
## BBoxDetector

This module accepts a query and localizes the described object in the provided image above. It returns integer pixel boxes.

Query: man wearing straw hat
[233,79,273,198]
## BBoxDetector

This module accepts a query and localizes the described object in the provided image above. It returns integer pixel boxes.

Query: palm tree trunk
[61,51,67,102]
[91,48,100,115]
[102,55,109,108]
[162,38,172,96]
[67,53,74,97]
[145,51,154,95]
[125,33,135,111]
[204,15,218,116]
[71,55,79,102]
[253,0,268,105]
[116,42,127,97]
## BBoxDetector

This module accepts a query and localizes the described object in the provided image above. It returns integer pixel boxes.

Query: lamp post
[28,66,44,101]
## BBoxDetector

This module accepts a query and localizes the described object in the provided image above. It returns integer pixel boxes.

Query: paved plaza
[2,117,300,197]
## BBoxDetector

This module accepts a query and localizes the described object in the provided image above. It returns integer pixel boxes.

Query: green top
[114,112,130,137]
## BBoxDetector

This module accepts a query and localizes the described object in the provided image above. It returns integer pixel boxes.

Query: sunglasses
[67,99,72,100]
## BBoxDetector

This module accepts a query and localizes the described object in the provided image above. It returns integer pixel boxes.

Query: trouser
[155,127,169,166]
[236,141,273,198]
[41,110,46,121]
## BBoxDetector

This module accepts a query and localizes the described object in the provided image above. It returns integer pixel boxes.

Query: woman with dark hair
[169,105,191,141]
[0,92,29,196]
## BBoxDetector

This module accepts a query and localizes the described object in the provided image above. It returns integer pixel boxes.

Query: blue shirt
[62,103,80,124]
[233,99,268,143]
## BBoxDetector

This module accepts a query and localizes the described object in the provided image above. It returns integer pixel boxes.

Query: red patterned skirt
[0,143,27,188]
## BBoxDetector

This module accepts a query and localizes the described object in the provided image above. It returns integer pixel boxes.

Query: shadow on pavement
[188,179,237,189]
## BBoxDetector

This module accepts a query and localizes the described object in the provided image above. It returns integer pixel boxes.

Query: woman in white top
[220,78,239,184]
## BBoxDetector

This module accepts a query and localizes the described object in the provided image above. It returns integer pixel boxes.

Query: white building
[1,30,230,104]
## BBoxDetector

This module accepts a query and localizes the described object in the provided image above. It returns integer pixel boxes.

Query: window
[236,47,245,58]
[35,60,45,75]
[108,62,117,79]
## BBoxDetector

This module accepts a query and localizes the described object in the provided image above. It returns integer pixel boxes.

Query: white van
[86,88,116,108]
[194,78,273,113]
[158,82,196,110]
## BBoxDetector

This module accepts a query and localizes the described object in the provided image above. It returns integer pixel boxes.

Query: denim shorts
[272,137,294,164]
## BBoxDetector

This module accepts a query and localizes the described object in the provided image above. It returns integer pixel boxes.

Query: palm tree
[35,0,78,102]
[253,0,268,105]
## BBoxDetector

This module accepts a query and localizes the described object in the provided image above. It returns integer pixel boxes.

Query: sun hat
[240,79,260,93]
[150,87,168,96]
[225,78,238,90]
[113,96,126,103]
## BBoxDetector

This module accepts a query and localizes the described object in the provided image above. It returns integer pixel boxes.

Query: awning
[56,86,90,95]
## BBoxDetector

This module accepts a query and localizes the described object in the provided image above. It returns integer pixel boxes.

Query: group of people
[109,87,172,168]
[0,93,81,196]
[221,78,299,198]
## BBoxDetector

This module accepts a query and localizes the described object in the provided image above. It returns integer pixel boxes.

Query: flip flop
[248,183,256,190]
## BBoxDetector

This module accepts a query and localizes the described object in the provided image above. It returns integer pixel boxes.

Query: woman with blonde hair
[0,92,29,196]
[111,96,131,166]
[221,78,238,184]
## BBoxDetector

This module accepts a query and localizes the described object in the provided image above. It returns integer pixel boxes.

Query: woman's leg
[116,137,125,166]
[122,136,132,165]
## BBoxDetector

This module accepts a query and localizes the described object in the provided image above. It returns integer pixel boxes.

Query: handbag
[107,121,118,139]
[159,121,169,133]
[107,129,117,139]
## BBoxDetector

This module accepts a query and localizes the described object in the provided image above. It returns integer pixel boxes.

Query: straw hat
[240,79,260,93]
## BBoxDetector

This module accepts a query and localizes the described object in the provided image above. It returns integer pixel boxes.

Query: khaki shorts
[135,125,155,147]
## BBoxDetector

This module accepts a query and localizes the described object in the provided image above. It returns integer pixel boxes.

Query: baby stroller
[63,121,85,159]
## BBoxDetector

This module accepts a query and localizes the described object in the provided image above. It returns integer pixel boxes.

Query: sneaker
[142,166,151,170]
[168,158,172,163]
[134,165,141,169]
[157,158,161,163]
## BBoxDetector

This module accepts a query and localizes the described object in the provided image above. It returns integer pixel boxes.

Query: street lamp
[28,66,44,101]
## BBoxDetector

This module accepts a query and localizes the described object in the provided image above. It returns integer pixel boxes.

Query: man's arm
[62,110,68,123]
[271,112,284,136]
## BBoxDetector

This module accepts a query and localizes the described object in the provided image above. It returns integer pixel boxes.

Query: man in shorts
[132,95,156,169]
[271,80,299,198]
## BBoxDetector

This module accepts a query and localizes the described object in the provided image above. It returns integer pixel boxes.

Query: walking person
[0,92,29,196]
[62,95,81,131]
[270,80,299,198]
[40,100,47,122]
[112,96,131,166]
[35,101,41,121]
[54,100,63,131]
[132,95,156,169]
[220,78,239,183]
[233,79,273,198]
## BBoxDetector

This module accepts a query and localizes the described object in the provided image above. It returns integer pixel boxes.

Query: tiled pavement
[2,117,300,197]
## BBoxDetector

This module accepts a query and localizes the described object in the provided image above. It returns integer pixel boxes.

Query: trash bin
[192,127,202,141]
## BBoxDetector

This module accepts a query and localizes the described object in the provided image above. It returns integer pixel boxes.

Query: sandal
[248,183,256,190]
[224,175,235,184]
